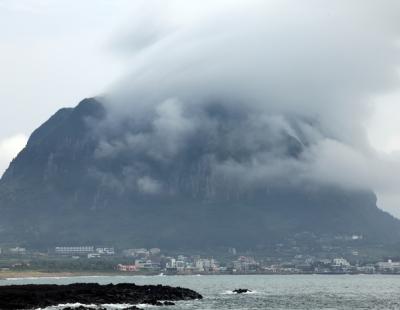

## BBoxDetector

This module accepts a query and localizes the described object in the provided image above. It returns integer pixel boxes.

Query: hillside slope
[0,98,399,249]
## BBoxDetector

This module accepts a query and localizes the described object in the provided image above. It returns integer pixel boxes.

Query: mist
[90,1,400,213]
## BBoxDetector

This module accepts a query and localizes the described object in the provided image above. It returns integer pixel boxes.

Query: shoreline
[2,271,400,280]
[0,271,119,280]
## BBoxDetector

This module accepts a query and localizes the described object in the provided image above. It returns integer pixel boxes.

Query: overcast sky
[1,0,400,215]
[0,0,232,169]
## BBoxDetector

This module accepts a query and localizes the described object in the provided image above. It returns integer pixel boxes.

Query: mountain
[0,97,399,249]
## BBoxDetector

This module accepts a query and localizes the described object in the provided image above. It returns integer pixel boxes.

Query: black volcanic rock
[0,283,202,310]
[0,97,400,249]
[233,288,251,294]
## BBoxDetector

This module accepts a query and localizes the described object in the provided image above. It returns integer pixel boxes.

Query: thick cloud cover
[93,1,400,212]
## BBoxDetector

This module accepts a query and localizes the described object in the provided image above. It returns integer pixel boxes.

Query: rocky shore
[0,283,202,309]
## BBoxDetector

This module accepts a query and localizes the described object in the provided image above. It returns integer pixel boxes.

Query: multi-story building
[376,260,400,272]
[9,247,26,255]
[232,256,259,272]
[166,257,176,269]
[133,259,161,271]
[175,260,186,271]
[332,258,351,267]
[96,247,115,255]
[194,258,219,272]
[55,246,94,255]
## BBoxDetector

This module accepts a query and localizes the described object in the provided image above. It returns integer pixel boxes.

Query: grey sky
[1,0,400,216]
[0,0,129,168]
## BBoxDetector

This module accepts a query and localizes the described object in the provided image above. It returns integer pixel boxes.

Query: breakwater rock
[0,283,202,309]
[233,288,252,294]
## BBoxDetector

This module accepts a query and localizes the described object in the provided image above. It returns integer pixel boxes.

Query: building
[9,247,26,255]
[175,260,186,271]
[88,253,101,259]
[232,256,259,272]
[166,257,176,269]
[194,258,219,272]
[55,246,94,255]
[332,258,350,267]
[117,264,137,272]
[96,247,115,255]
[376,260,400,272]
[122,248,149,257]
[135,259,147,269]
[356,265,375,274]
[133,259,161,271]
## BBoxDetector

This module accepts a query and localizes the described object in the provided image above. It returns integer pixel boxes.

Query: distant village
[2,244,400,275]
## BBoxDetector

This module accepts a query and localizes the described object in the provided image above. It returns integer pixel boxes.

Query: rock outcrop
[233,288,252,294]
[0,283,202,310]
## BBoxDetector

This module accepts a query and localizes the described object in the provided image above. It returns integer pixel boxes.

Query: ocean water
[1,274,400,309]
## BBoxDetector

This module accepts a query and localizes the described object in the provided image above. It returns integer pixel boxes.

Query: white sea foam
[37,303,97,309]
[37,303,139,310]
[101,304,136,309]
[222,290,257,295]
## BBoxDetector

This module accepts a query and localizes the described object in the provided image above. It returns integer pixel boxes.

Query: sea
[1,274,400,309]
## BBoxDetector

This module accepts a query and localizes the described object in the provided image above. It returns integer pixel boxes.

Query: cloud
[137,176,162,194]
[0,134,27,176]
[89,1,400,213]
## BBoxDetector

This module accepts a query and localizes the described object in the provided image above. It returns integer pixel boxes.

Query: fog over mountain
[100,0,400,199]
[1,1,400,248]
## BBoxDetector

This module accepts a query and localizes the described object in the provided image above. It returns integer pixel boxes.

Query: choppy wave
[9,274,400,310]
[38,303,139,310]
[37,303,97,310]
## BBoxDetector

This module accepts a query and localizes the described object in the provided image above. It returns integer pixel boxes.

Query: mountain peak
[0,98,399,249]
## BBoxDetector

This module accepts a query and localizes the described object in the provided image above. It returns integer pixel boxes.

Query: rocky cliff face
[0,98,399,249]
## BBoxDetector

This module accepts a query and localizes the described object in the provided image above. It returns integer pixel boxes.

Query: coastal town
[1,244,400,276]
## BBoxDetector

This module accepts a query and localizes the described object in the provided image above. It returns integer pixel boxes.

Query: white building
[233,256,259,271]
[332,258,351,267]
[9,247,26,254]
[55,246,94,255]
[194,258,219,272]
[135,259,148,268]
[166,258,176,269]
[176,261,186,271]
[96,247,115,255]
[376,259,400,271]
[88,253,101,259]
